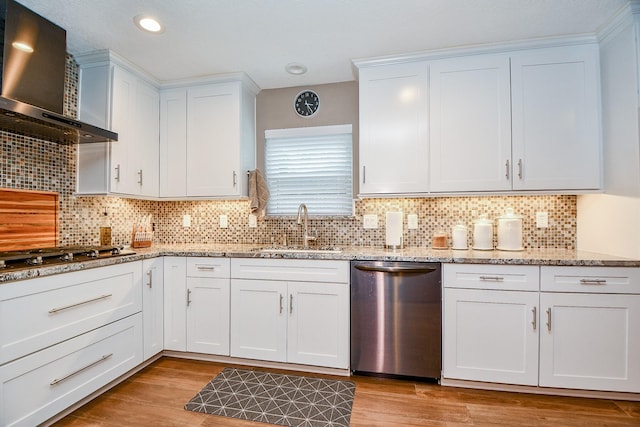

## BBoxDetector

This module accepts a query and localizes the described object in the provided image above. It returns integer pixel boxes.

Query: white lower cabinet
[230,258,349,369]
[443,264,640,394]
[142,258,164,360]
[163,257,230,355]
[443,288,539,385]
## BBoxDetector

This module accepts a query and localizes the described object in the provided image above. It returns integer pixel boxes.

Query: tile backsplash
[0,55,577,250]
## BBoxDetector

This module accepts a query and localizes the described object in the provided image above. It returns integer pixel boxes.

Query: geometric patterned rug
[184,367,356,427]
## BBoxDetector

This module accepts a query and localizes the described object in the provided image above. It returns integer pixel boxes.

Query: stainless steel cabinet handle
[505,159,510,180]
[546,308,552,332]
[146,270,153,288]
[531,306,537,330]
[50,354,113,386]
[289,294,293,315]
[517,159,523,180]
[114,164,120,182]
[479,276,504,282]
[187,289,192,306]
[580,278,607,285]
[196,265,216,271]
[279,293,283,314]
[137,169,143,185]
[354,265,436,274]
[233,171,237,187]
[49,294,112,314]
[362,166,366,184]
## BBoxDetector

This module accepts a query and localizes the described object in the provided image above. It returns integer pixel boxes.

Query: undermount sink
[257,246,342,254]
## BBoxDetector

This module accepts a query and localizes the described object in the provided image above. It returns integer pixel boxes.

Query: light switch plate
[182,214,191,228]
[248,214,257,228]
[219,214,228,228]
[363,214,378,229]
[407,214,418,230]
[536,211,548,228]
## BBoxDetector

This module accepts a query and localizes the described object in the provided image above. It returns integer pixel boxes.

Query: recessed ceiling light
[12,41,34,53]
[134,15,163,33]
[285,62,307,75]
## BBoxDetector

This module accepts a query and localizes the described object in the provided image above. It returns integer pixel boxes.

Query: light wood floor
[53,357,640,426]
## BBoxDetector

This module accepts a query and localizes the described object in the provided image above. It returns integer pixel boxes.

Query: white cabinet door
[142,258,164,360]
[163,257,187,352]
[159,89,187,197]
[430,54,512,192]
[134,79,160,197]
[109,65,136,195]
[539,292,640,392]
[287,281,349,369]
[511,44,601,190]
[358,62,429,195]
[230,279,287,362]
[187,83,241,197]
[443,288,539,385]
[186,277,230,355]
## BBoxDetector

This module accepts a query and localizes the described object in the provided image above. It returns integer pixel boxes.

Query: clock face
[294,90,319,117]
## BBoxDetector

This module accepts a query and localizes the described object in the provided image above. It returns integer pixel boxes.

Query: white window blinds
[265,124,353,216]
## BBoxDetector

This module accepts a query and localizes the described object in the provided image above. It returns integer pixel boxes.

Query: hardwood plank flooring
[52,357,640,426]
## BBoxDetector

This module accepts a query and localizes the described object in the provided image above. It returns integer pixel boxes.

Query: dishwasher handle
[354,264,437,274]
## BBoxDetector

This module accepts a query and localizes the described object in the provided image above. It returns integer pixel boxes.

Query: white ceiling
[17,0,628,89]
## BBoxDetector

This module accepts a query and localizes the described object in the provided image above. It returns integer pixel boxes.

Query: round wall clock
[294,90,320,117]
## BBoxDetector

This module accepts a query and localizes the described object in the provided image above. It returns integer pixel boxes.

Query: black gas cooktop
[0,245,136,272]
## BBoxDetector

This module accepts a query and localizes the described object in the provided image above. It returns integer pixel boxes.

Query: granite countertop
[1,243,639,284]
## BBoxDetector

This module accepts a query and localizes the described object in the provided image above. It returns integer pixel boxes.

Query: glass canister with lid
[496,208,524,251]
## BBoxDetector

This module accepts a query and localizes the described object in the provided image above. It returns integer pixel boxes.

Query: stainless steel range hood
[0,0,117,144]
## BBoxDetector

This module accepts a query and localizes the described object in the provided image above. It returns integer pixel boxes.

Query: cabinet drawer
[0,313,143,427]
[443,263,539,291]
[541,266,640,294]
[0,262,142,365]
[231,258,349,283]
[187,257,230,278]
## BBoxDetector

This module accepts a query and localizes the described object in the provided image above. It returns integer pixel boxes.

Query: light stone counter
[1,243,638,284]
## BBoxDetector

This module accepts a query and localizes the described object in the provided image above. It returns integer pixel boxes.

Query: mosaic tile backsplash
[0,56,577,250]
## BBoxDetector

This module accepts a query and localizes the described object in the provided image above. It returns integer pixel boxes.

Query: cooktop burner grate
[0,245,136,272]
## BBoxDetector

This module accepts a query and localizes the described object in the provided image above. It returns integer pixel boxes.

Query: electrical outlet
[219,214,228,228]
[536,211,549,228]
[182,214,191,228]
[248,214,257,228]
[407,214,418,230]
[363,214,378,229]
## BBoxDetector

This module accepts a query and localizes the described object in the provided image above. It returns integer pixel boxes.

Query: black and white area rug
[184,367,356,427]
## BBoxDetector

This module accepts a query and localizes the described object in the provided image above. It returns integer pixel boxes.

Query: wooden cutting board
[0,188,58,251]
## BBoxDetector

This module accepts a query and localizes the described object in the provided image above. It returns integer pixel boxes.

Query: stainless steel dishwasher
[350,261,441,379]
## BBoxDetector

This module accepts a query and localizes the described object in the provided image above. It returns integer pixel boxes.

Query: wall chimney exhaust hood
[0,0,117,144]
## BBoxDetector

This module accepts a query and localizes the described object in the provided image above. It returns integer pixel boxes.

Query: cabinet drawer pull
[505,159,510,180]
[196,265,216,271]
[546,308,552,332]
[579,278,607,285]
[187,288,192,306]
[289,294,293,315]
[50,353,113,386]
[49,294,112,314]
[531,306,537,330]
[146,270,153,288]
[479,276,504,282]
[279,293,284,314]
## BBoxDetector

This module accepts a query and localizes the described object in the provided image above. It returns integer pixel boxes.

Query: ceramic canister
[496,208,524,251]
[472,215,493,250]
[451,223,468,250]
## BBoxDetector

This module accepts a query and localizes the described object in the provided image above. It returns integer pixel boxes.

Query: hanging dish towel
[248,169,269,218]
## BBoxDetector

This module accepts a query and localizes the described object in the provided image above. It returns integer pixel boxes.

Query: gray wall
[255,81,359,193]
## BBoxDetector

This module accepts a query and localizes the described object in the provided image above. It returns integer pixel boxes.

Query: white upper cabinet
[159,79,257,199]
[76,51,160,198]
[430,54,512,192]
[358,62,429,195]
[511,44,601,191]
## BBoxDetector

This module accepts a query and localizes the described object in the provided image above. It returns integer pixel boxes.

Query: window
[265,124,353,216]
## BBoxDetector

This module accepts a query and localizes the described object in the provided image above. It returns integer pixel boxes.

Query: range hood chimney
[0,0,117,144]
